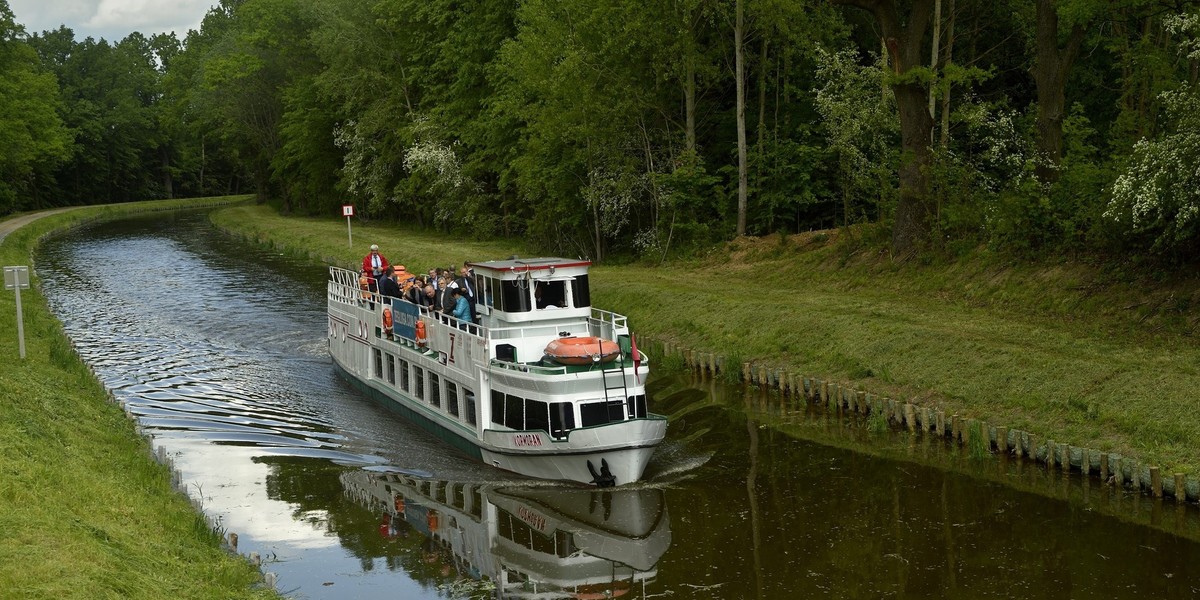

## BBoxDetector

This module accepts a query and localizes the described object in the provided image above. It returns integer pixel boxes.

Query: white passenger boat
[327,257,667,486]
[341,471,670,598]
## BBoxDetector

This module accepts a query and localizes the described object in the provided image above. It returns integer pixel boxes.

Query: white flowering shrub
[333,120,398,212]
[582,168,640,239]
[1106,14,1200,254]
[813,46,898,219]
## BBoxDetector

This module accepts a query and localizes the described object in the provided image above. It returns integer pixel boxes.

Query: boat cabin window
[464,389,477,426]
[627,394,647,418]
[570,275,590,308]
[385,354,396,385]
[446,381,459,418]
[534,280,567,309]
[399,359,410,392]
[498,280,532,313]
[490,391,505,426]
[505,394,525,429]
[549,402,575,438]
[414,366,425,400]
[372,349,383,379]
[429,373,441,408]
[525,399,549,434]
[580,400,626,427]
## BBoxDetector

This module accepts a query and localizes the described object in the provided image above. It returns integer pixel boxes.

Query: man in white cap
[360,244,390,293]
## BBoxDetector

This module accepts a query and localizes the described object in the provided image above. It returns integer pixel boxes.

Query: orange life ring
[545,336,620,365]
[415,320,427,346]
[382,307,393,333]
[426,510,439,531]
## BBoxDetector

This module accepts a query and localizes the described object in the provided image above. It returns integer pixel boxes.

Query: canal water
[37,211,1200,599]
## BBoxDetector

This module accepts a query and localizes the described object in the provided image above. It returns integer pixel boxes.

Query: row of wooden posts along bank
[644,337,1200,504]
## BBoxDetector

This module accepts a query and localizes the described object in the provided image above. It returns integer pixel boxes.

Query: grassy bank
[0,197,278,599]
[211,204,1200,477]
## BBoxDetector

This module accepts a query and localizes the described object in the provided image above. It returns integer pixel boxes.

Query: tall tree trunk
[1033,0,1085,184]
[929,0,943,137]
[939,0,956,148]
[160,146,174,199]
[685,55,697,153]
[735,0,748,236]
[757,34,769,151]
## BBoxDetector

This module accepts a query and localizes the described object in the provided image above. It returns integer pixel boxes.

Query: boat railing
[588,308,628,339]
[488,358,568,375]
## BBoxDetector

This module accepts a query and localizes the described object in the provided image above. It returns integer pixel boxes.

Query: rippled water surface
[36,212,1200,599]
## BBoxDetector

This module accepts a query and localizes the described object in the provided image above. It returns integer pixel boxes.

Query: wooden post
[1175,473,1187,501]
[229,532,239,552]
[1079,448,1090,475]
[904,403,917,432]
[935,410,946,436]
[820,380,829,405]
[1100,453,1109,482]
[996,426,1009,453]
[743,362,752,382]
[857,391,867,415]
[1151,467,1162,498]
[1047,440,1056,469]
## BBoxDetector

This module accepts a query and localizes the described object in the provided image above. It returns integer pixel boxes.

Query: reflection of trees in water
[649,372,1200,598]
[257,456,458,587]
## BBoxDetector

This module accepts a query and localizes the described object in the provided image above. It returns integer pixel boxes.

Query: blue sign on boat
[392,300,420,341]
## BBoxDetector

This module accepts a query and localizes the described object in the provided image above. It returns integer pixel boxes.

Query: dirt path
[0,208,76,244]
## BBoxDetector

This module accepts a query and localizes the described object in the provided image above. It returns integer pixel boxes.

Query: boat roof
[467,257,592,274]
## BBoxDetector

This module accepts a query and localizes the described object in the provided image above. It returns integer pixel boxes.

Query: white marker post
[4,265,30,359]
[342,204,355,248]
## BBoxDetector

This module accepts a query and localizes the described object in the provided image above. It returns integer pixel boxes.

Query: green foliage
[1107,15,1200,261]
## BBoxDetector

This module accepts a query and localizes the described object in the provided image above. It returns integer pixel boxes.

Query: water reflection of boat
[340,470,671,598]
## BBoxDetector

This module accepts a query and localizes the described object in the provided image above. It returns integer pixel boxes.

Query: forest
[2,0,1199,262]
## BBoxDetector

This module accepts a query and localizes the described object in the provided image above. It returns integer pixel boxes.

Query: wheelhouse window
[534,280,567,309]
[570,275,590,308]
[499,280,531,313]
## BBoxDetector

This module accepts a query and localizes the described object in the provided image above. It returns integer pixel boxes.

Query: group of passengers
[360,244,477,326]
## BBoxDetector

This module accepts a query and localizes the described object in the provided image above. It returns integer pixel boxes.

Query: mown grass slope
[0,198,278,599]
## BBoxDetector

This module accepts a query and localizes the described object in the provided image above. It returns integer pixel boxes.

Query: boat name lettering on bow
[514,433,542,447]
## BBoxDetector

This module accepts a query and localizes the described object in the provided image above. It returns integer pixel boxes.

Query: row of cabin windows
[375,349,478,427]
[479,274,591,313]
[490,391,649,438]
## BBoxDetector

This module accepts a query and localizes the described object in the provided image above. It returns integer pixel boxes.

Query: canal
[37,211,1200,599]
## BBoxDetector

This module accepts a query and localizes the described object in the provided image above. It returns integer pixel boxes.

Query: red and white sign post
[342,205,355,248]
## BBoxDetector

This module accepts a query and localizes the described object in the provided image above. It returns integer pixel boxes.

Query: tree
[834,0,936,255]
[0,1,70,213]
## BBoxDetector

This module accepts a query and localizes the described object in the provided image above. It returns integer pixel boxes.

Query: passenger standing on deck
[361,244,389,292]
[450,287,471,328]
[454,266,477,323]
[378,266,401,302]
